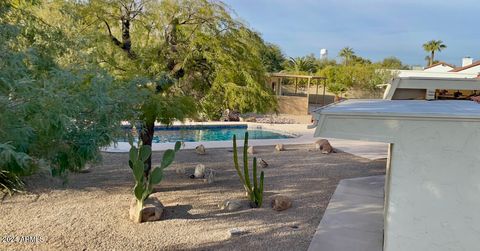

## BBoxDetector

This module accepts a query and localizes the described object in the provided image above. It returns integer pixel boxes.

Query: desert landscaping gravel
[0,144,385,251]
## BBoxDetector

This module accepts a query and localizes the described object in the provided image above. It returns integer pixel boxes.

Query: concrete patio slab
[308,175,385,251]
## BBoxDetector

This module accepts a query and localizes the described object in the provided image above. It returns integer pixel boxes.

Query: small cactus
[232,132,264,208]
[128,136,181,222]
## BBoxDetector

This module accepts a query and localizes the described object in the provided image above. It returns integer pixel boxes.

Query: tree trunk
[430,51,434,66]
[139,121,155,173]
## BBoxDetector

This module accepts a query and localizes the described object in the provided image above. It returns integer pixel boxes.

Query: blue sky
[223,0,479,66]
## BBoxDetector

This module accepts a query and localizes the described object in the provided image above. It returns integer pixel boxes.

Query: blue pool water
[122,124,294,143]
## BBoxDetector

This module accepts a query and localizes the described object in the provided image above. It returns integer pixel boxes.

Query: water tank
[320,49,328,59]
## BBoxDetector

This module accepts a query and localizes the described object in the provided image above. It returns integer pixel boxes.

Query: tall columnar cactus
[128,137,181,222]
[233,132,264,208]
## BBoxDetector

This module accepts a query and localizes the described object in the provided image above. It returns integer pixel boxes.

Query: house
[384,57,480,100]
[450,58,480,74]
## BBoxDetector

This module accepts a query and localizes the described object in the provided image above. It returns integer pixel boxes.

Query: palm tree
[284,56,316,74]
[338,47,355,65]
[422,40,447,66]
[283,56,317,93]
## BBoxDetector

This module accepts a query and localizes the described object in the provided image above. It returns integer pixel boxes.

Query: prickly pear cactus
[128,136,181,222]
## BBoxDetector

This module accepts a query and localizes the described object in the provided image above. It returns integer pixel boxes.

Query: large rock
[195,145,206,155]
[271,195,292,211]
[194,164,206,178]
[129,197,164,223]
[228,110,240,121]
[275,144,285,151]
[315,139,333,154]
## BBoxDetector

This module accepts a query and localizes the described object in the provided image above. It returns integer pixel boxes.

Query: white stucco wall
[423,64,453,72]
[313,100,480,251]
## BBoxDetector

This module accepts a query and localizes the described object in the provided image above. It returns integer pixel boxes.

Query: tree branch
[103,20,122,47]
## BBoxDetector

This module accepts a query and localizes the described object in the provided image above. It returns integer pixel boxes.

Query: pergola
[267,73,327,106]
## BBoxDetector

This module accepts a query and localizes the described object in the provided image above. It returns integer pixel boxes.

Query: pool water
[122,125,294,143]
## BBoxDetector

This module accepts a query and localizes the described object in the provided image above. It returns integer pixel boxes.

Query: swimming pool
[122,124,294,143]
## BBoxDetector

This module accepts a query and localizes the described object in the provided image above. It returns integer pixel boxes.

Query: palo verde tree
[44,0,276,172]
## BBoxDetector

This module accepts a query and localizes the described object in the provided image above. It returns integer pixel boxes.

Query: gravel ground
[0,144,386,251]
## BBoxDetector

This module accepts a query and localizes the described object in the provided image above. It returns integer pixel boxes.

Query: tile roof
[450,61,480,72]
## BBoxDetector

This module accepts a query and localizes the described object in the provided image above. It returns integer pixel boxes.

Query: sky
[223,0,479,66]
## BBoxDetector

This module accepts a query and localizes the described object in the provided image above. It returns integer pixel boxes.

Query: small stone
[257,158,269,168]
[244,117,257,122]
[275,144,285,151]
[271,195,292,211]
[195,145,206,155]
[77,164,92,173]
[175,167,186,175]
[204,169,216,184]
[189,174,195,179]
[247,146,255,154]
[129,197,164,223]
[194,164,206,178]
[315,139,333,154]
[219,199,244,211]
[228,228,248,237]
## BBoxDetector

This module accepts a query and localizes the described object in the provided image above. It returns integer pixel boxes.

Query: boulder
[194,164,206,178]
[228,110,240,121]
[315,139,333,154]
[271,195,292,211]
[247,146,255,154]
[195,144,206,155]
[275,144,285,151]
[129,197,164,223]
[244,117,257,122]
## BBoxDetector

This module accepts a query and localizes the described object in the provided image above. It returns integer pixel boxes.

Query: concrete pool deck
[105,122,388,160]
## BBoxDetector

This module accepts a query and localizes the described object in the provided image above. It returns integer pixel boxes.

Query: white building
[415,57,480,75]
[423,62,455,72]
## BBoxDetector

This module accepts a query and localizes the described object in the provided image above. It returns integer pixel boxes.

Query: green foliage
[284,55,318,74]
[61,0,276,121]
[319,64,394,98]
[422,40,447,66]
[380,57,409,70]
[128,140,181,221]
[232,132,264,208]
[0,2,137,192]
[0,143,33,194]
[338,47,355,65]
[260,43,286,72]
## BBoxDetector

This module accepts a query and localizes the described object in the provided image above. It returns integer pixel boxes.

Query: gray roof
[315,99,480,119]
